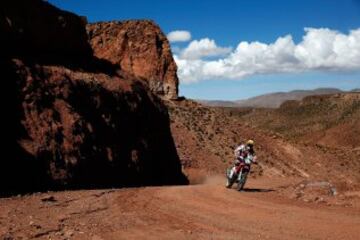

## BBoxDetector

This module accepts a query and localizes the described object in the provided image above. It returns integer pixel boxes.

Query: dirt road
[1,176,359,240]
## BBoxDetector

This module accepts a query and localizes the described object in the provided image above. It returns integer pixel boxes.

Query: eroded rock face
[1,0,92,60]
[87,21,179,100]
[1,0,187,195]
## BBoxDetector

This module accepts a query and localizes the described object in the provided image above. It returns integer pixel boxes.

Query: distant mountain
[235,88,343,108]
[196,100,238,107]
[197,88,345,108]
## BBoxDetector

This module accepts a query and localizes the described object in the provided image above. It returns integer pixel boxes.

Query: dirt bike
[226,155,256,191]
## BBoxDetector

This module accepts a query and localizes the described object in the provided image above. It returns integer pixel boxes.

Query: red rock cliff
[87,21,179,100]
[1,0,187,195]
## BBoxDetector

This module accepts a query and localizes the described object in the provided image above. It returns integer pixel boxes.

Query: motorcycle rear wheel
[226,168,234,188]
[226,177,234,188]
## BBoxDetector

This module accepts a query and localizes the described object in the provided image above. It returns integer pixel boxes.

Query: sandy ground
[1,176,360,240]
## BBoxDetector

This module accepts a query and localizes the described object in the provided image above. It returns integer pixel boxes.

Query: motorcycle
[226,155,256,191]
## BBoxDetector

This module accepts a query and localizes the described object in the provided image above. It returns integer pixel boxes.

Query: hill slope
[235,93,360,148]
[166,98,360,186]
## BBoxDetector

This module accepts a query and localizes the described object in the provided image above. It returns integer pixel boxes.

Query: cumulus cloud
[173,28,360,84]
[181,38,232,59]
[167,30,191,42]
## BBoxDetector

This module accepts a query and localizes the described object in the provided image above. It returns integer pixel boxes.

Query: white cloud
[181,38,232,59]
[167,30,191,42]
[174,28,360,84]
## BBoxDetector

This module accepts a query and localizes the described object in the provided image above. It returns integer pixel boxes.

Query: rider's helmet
[246,139,254,147]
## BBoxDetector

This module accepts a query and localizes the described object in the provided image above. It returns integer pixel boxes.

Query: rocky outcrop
[1,0,92,60]
[87,21,179,100]
[1,0,187,195]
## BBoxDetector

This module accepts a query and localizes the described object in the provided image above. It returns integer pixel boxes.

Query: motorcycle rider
[230,139,257,178]
[234,139,256,162]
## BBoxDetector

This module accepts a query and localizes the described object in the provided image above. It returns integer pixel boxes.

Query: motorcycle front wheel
[237,171,248,191]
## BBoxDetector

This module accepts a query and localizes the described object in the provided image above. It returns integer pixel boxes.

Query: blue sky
[50,0,360,100]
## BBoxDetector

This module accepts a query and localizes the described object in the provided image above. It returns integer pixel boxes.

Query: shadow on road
[242,188,275,193]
